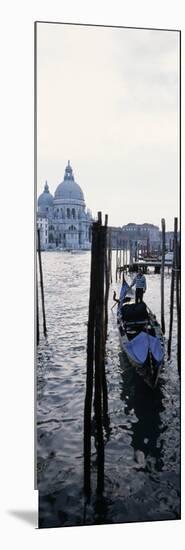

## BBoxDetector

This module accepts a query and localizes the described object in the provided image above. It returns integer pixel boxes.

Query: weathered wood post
[94,215,105,494]
[84,212,109,496]
[125,240,128,273]
[108,229,112,284]
[168,217,177,360]
[129,240,133,270]
[98,211,102,225]
[161,218,165,334]
[119,245,122,281]
[121,242,124,271]
[84,222,98,496]
[116,241,118,282]
[122,243,124,272]
[102,218,108,420]
[134,240,138,262]
[37,228,47,337]
[104,215,109,340]
[176,234,181,376]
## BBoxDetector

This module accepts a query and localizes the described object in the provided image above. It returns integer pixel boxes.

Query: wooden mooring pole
[125,240,128,273]
[168,217,177,359]
[167,217,181,375]
[103,216,109,417]
[119,247,122,280]
[37,229,47,337]
[108,229,112,284]
[84,213,110,496]
[123,242,125,271]
[176,236,181,376]
[135,240,138,262]
[84,223,98,497]
[116,244,118,282]
[161,218,165,334]
[129,240,133,270]
[104,216,109,341]
[95,219,105,494]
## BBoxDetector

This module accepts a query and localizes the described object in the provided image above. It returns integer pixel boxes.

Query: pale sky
[36,23,180,231]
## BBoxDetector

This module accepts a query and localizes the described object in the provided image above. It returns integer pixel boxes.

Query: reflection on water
[37,251,180,528]
[119,361,165,472]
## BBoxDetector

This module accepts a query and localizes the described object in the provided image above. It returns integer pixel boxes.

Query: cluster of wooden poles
[37,228,47,344]
[116,244,128,281]
[115,239,152,280]
[83,212,112,497]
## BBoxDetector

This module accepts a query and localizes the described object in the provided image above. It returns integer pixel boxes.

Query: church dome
[38,181,54,207]
[54,161,85,202]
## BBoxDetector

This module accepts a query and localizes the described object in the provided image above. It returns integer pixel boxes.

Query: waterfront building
[122,222,160,245]
[37,161,92,250]
[110,223,160,250]
[37,213,48,249]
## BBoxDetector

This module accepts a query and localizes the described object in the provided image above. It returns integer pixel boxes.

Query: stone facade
[110,223,160,249]
[122,223,160,245]
[37,161,92,250]
[37,213,48,249]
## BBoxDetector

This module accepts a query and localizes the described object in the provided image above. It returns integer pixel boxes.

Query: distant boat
[115,283,164,389]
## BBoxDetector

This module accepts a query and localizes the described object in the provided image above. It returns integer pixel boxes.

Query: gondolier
[129,269,147,304]
[116,292,164,389]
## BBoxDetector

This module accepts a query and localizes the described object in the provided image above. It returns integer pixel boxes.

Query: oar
[111,290,120,310]
[145,322,154,377]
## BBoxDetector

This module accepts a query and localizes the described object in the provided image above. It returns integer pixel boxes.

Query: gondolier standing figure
[129,269,147,304]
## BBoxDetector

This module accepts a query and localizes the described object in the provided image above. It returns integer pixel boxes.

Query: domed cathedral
[37,161,92,250]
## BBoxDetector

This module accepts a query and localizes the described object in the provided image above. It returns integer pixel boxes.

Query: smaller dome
[38,181,54,208]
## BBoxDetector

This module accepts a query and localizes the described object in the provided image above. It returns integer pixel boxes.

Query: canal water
[37,251,180,528]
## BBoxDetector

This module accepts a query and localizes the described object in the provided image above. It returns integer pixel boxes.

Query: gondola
[114,283,164,389]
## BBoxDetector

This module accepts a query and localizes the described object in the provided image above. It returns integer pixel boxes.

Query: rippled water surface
[37,251,180,528]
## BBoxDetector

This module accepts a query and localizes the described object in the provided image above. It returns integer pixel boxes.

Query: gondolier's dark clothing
[136,287,144,304]
[130,273,147,304]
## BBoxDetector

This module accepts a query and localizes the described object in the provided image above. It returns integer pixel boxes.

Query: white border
[0,1,184,548]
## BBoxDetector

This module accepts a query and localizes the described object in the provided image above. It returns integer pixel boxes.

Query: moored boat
[115,283,164,389]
